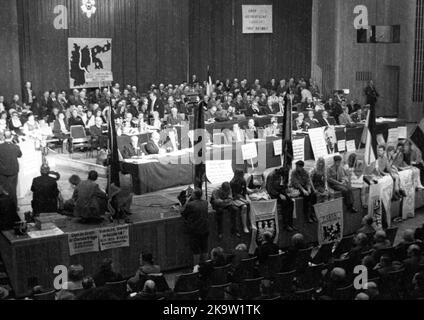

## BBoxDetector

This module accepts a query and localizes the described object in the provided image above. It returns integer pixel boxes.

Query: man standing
[180,188,210,266]
[327,155,358,213]
[0,133,22,208]
[31,164,60,215]
[364,80,380,109]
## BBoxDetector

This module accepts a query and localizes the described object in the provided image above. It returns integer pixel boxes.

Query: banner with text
[399,169,416,220]
[98,225,130,251]
[242,5,273,34]
[68,230,100,256]
[314,198,344,245]
[368,176,393,228]
[249,200,278,254]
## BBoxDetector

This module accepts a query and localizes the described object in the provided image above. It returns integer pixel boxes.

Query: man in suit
[325,98,343,124]
[204,106,217,122]
[0,132,22,208]
[38,91,50,119]
[73,171,108,221]
[48,91,62,114]
[263,117,281,137]
[319,111,337,127]
[31,164,60,215]
[339,105,354,126]
[22,81,35,107]
[145,131,163,155]
[149,91,164,119]
[245,119,259,140]
[262,98,279,115]
[90,117,106,149]
[123,135,142,159]
[180,188,210,266]
[305,110,321,129]
[364,80,380,109]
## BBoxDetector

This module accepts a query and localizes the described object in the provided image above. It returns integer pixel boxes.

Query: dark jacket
[0,142,22,176]
[181,199,209,235]
[31,175,59,214]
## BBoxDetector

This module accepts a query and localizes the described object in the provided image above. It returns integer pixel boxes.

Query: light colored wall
[312,0,418,121]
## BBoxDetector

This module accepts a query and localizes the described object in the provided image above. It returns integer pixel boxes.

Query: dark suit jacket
[89,125,103,138]
[53,120,69,138]
[318,117,337,127]
[31,175,59,214]
[22,89,34,105]
[0,142,22,176]
[149,99,165,119]
[145,140,160,155]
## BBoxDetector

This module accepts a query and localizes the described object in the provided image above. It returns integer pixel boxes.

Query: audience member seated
[254,231,280,265]
[123,135,142,159]
[62,265,84,292]
[30,164,60,215]
[167,107,183,126]
[372,231,392,251]
[403,245,424,286]
[395,229,422,261]
[93,258,123,287]
[245,119,259,140]
[229,243,251,283]
[356,216,376,237]
[68,108,85,128]
[73,170,108,222]
[247,173,270,201]
[290,161,316,223]
[127,252,161,291]
[145,131,165,155]
[319,110,336,127]
[410,272,424,299]
[346,233,371,265]
[245,101,262,117]
[305,110,321,129]
[263,117,281,137]
[293,112,308,131]
[283,233,307,272]
[130,280,161,300]
[320,267,349,300]
[338,105,354,126]
[374,254,403,278]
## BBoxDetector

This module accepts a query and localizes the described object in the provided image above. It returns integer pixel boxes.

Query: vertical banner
[242,5,273,34]
[68,230,100,256]
[368,176,393,228]
[292,138,305,163]
[98,225,130,251]
[399,169,416,220]
[249,200,278,255]
[68,38,113,88]
[308,128,329,159]
[314,198,344,245]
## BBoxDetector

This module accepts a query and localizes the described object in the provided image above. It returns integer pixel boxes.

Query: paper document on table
[28,227,64,239]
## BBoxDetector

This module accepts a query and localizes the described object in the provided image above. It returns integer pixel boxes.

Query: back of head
[407,244,421,258]
[40,164,50,176]
[221,182,231,193]
[291,233,305,248]
[374,230,387,243]
[330,267,346,282]
[235,243,247,253]
[192,187,202,200]
[356,233,368,247]
[263,231,273,243]
[355,293,369,300]
[211,247,224,261]
[365,282,379,297]
[143,280,156,294]
[69,174,81,186]
[88,170,98,181]
[68,265,84,282]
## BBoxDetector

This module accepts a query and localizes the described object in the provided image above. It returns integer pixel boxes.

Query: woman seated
[0,111,8,132]
[310,157,330,204]
[23,113,42,141]
[8,111,23,136]
[247,173,270,201]
[149,111,162,131]
[82,109,95,129]
[230,169,250,234]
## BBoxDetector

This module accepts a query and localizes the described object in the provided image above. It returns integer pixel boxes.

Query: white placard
[387,128,400,147]
[398,126,407,140]
[27,227,64,239]
[242,143,258,160]
[242,5,273,34]
[337,140,346,152]
[68,230,100,256]
[293,138,305,163]
[206,160,234,185]
[346,140,356,153]
[273,140,282,156]
[98,225,130,251]
[308,128,329,159]
[350,174,364,189]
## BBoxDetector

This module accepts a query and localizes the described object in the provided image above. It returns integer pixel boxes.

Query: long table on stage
[122,119,406,195]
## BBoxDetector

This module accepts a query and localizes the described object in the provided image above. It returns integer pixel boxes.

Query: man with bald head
[395,229,422,261]
[131,280,160,300]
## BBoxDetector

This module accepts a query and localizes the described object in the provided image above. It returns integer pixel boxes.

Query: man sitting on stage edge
[73,170,108,222]
[327,155,358,213]
[31,164,60,215]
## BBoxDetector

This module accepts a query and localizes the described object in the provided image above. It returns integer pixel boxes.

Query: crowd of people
[2,222,424,300]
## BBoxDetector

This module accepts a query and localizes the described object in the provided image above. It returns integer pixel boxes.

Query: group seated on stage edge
[0,76,368,155]
[2,225,424,300]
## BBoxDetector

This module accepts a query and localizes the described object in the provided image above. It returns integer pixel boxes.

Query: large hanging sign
[68,38,113,89]
[242,5,273,34]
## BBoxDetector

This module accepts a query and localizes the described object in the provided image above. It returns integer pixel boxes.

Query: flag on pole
[363,107,377,166]
[282,92,294,170]
[206,66,214,97]
[107,107,121,187]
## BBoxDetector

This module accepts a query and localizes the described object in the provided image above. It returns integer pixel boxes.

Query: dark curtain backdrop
[189,0,312,82]
[14,0,311,97]
[0,0,21,100]
[16,0,189,95]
